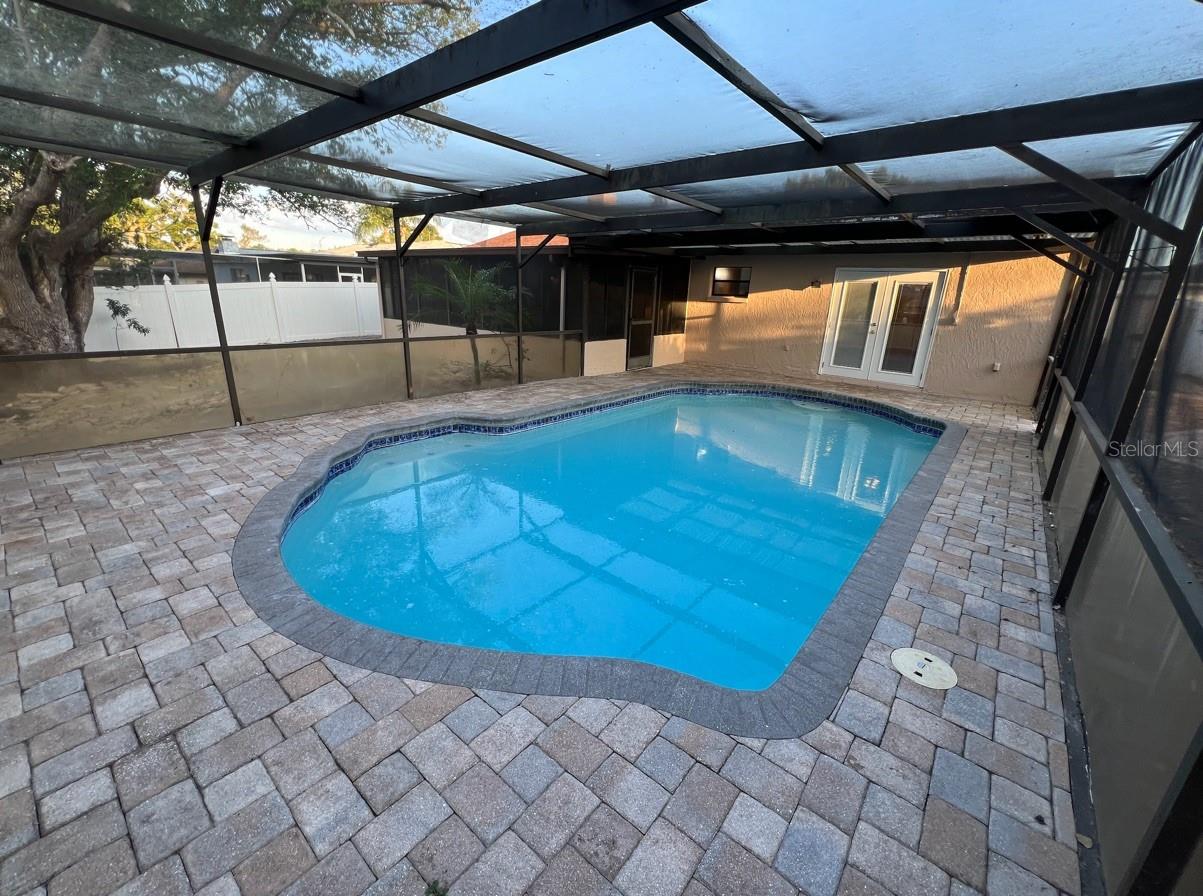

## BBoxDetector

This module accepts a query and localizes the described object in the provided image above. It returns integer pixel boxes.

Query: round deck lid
[891,647,958,690]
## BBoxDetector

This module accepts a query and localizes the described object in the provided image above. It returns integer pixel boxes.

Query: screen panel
[66,0,543,86]
[688,0,1203,136]
[239,156,451,203]
[310,116,580,191]
[432,24,798,170]
[0,1,329,138]
[0,353,234,459]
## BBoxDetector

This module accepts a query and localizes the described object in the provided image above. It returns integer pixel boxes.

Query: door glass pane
[630,271,656,320]
[880,283,933,373]
[832,280,878,368]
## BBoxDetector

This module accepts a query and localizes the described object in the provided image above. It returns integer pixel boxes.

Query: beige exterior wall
[584,339,628,376]
[682,251,1073,404]
[652,333,687,367]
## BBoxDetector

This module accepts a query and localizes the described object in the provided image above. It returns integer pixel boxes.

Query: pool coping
[232,379,966,738]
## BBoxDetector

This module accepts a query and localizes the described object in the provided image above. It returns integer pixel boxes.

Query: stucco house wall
[681,251,1074,405]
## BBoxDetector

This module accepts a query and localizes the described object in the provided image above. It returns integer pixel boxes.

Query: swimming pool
[281,391,936,689]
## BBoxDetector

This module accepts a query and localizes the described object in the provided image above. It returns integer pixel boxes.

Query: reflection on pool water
[282,394,935,689]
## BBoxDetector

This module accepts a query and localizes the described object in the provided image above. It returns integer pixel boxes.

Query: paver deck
[0,364,1081,896]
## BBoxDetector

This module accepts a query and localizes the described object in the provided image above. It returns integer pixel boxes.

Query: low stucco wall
[682,251,1073,405]
[584,339,628,376]
[652,333,687,367]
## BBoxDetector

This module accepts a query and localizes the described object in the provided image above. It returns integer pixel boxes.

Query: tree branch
[0,152,75,243]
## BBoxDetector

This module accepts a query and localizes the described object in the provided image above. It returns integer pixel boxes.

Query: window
[303,263,339,283]
[711,266,751,299]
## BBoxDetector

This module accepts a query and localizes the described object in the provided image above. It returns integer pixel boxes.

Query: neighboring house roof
[464,234,569,248]
[356,233,570,258]
[326,239,462,255]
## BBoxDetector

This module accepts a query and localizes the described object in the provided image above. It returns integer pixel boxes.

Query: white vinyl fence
[85,276,384,351]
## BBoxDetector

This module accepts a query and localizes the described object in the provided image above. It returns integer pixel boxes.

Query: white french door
[820,268,946,387]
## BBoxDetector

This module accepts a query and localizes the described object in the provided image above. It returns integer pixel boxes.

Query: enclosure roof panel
[238,156,453,205]
[5,0,1202,236]
[429,23,799,170]
[667,167,874,207]
[307,117,581,192]
[443,204,580,226]
[0,96,224,165]
[60,0,544,87]
[686,0,1203,136]
[539,190,697,218]
[0,1,330,138]
[862,126,1191,195]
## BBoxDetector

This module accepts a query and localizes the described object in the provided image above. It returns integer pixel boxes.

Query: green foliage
[423,882,449,896]
[103,297,149,336]
[0,0,490,352]
[354,206,442,246]
[414,259,514,334]
[108,194,206,251]
[239,224,269,249]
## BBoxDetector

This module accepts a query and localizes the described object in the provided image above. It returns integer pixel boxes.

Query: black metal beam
[298,151,481,197]
[229,174,395,208]
[576,214,1097,251]
[1107,160,1203,448]
[665,238,1071,257]
[403,108,610,179]
[519,234,556,268]
[0,84,244,146]
[1147,121,1203,184]
[1010,234,1091,279]
[295,153,605,224]
[190,179,242,424]
[1002,144,1186,246]
[22,0,678,223]
[656,13,825,148]
[32,0,361,99]
[189,0,702,182]
[515,237,525,384]
[406,110,719,217]
[393,79,1203,217]
[1007,207,1118,272]
[523,202,608,224]
[644,187,723,215]
[392,210,431,400]
[396,213,436,258]
[0,131,181,171]
[655,11,891,203]
[518,181,1135,239]
[1073,223,1136,398]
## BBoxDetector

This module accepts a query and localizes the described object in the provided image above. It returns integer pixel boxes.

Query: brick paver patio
[0,365,1081,896]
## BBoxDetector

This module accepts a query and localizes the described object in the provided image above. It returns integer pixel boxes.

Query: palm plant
[415,259,516,386]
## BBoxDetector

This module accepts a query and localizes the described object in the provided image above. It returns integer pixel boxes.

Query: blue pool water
[282,394,935,689]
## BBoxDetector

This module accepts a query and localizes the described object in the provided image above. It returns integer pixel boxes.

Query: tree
[415,259,515,386]
[353,206,442,246]
[238,225,269,250]
[109,192,207,252]
[0,0,487,354]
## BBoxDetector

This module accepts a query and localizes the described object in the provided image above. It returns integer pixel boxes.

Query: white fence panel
[87,279,383,351]
[211,282,278,345]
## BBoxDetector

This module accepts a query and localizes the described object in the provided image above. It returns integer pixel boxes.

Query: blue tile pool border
[232,378,966,738]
